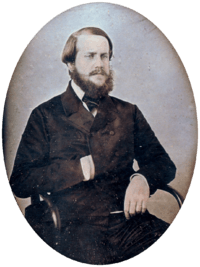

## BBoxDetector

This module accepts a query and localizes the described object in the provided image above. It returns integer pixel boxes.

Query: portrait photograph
[1,1,199,266]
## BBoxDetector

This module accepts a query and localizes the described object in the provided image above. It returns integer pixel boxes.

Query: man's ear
[67,62,75,72]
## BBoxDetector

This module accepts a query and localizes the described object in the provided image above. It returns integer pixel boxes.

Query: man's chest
[45,109,135,170]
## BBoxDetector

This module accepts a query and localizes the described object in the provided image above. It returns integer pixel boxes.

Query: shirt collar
[71,80,85,101]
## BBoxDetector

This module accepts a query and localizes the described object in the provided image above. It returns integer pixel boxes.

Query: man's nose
[94,55,104,68]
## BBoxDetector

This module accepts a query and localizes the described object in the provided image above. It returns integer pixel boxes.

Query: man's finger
[129,201,136,216]
[124,198,130,219]
[135,201,143,214]
[141,200,147,214]
[124,210,130,220]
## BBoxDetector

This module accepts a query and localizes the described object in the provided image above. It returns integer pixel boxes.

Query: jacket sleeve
[133,105,176,194]
[10,107,86,198]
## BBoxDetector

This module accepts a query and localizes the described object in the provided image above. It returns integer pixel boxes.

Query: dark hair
[62,27,113,64]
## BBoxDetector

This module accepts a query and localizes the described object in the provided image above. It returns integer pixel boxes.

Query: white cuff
[130,173,149,187]
[80,155,95,181]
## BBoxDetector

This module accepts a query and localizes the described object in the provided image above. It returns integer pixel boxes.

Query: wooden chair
[26,184,184,250]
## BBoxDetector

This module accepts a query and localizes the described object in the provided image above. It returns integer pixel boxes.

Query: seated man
[10,27,176,264]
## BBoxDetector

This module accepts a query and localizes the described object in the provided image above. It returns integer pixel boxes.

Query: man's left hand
[124,175,150,219]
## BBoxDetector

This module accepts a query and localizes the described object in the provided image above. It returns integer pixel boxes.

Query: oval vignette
[2,2,198,265]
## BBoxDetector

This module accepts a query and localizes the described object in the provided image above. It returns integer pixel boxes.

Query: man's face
[72,34,110,87]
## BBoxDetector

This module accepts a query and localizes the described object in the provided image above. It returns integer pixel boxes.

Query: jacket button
[76,131,82,139]
[110,131,115,135]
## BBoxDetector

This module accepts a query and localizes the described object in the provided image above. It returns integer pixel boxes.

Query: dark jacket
[10,83,176,220]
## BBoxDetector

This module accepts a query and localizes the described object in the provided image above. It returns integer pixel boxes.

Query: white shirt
[72,80,98,117]
[71,80,148,188]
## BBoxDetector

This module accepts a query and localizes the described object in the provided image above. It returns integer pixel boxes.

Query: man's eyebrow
[84,52,109,55]
[85,52,97,55]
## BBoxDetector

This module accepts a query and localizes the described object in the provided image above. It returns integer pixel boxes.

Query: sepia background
[3,2,197,225]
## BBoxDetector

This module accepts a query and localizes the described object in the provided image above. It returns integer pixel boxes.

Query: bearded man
[10,27,176,264]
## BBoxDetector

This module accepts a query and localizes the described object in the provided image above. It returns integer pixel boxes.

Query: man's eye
[102,54,108,59]
[85,54,94,59]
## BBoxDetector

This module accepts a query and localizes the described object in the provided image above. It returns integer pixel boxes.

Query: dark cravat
[82,95,99,112]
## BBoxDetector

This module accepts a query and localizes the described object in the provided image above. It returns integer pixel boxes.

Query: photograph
[1,1,199,266]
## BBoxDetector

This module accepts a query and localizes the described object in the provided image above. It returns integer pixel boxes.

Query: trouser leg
[58,212,169,264]
[59,218,114,264]
[107,212,169,263]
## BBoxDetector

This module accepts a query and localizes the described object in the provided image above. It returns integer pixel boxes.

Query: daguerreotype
[2,2,197,265]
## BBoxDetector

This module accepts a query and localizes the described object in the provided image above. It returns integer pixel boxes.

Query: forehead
[76,34,109,53]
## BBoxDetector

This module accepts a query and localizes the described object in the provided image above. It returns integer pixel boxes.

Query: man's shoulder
[32,92,65,115]
[109,95,138,113]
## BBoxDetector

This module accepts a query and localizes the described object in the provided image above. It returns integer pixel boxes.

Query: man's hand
[124,175,150,219]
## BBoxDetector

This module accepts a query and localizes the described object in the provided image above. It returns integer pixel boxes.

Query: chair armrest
[40,193,61,231]
[158,184,184,209]
[31,185,183,231]
[27,193,61,250]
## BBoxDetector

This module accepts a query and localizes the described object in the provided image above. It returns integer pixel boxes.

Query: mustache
[89,68,108,76]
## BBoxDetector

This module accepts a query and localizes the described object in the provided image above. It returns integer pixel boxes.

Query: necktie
[82,95,99,112]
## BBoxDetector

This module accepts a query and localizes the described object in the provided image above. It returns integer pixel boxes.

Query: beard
[69,67,114,100]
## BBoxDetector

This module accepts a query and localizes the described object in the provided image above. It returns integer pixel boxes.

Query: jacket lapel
[61,82,118,134]
[61,82,94,133]
[91,95,118,134]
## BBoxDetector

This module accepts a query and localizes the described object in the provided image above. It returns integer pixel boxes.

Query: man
[10,27,176,264]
